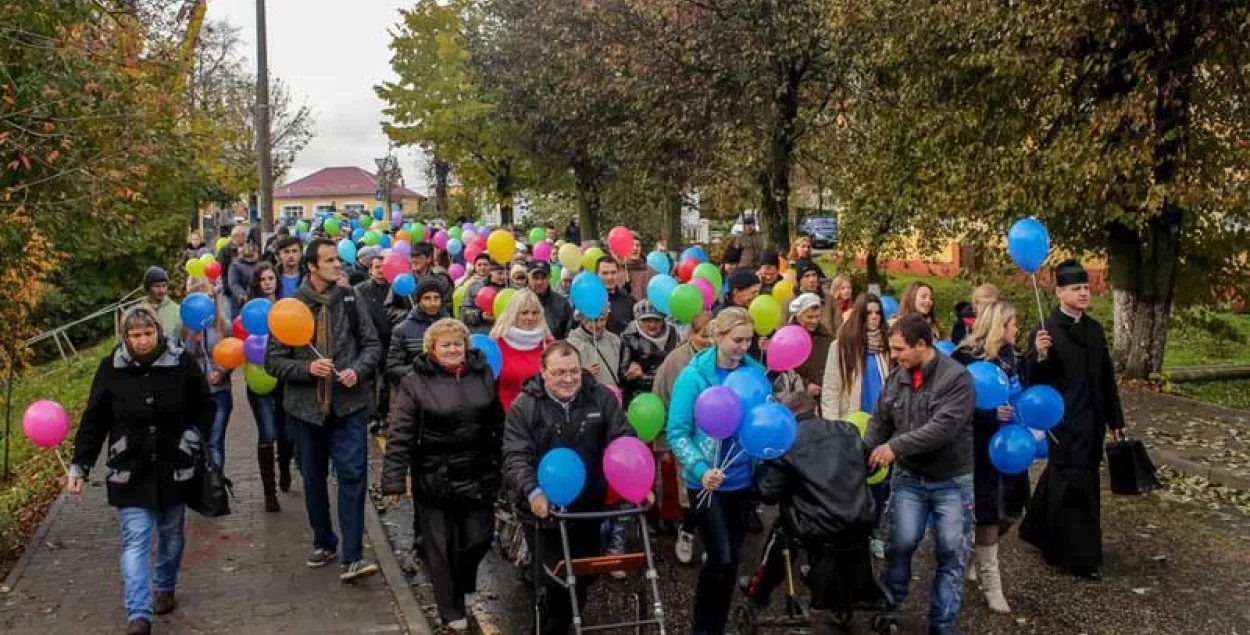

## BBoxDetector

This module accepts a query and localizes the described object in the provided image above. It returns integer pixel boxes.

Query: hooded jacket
[382,350,505,505]
[502,371,633,512]
[666,347,768,487]
[384,306,450,385]
[566,324,622,388]
[618,321,680,401]
[864,354,975,480]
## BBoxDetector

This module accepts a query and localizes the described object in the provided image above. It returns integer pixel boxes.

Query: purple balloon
[393,240,412,258]
[449,263,465,280]
[244,334,268,365]
[391,210,403,228]
[694,386,743,440]
[462,222,476,233]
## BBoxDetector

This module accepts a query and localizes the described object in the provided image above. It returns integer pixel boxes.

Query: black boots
[258,443,281,513]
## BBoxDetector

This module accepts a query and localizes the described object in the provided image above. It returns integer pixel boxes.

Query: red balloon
[204,261,223,281]
[232,316,249,340]
[675,257,699,283]
[607,226,635,259]
[382,254,409,283]
[477,286,499,318]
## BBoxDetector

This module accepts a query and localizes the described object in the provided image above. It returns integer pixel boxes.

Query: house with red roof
[272,166,425,221]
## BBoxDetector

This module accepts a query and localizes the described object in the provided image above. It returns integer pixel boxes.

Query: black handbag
[186,452,234,517]
[1105,438,1160,496]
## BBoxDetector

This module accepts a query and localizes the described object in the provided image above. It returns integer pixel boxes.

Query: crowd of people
[67,213,1124,635]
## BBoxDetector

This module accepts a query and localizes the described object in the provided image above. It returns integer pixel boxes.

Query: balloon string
[1031,273,1046,333]
[306,345,339,372]
[54,447,68,475]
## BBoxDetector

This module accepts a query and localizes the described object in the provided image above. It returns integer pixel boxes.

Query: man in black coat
[526,261,574,340]
[1020,259,1125,580]
[596,257,635,335]
[355,250,392,434]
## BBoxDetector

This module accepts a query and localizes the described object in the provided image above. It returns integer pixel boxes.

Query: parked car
[799,216,837,248]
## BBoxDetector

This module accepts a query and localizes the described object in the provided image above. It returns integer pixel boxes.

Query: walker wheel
[732,603,759,635]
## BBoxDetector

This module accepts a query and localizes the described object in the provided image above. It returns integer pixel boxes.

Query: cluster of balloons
[537,436,657,507]
[694,366,798,466]
[645,249,721,323]
[183,252,222,281]
[193,297,283,395]
[970,359,1065,474]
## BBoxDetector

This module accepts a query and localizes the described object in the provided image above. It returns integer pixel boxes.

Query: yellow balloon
[486,229,516,265]
[558,243,583,273]
[772,279,795,304]
[494,288,516,317]
[453,285,467,318]
[199,253,215,265]
[868,465,889,485]
[214,237,230,252]
[582,247,605,272]
[748,295,782,336]
[184,259,205,277]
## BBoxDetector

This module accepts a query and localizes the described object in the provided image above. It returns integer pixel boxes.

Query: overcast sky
[206,0,429,190]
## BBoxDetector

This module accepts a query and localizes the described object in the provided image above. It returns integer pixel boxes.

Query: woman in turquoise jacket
[667,307,766,635]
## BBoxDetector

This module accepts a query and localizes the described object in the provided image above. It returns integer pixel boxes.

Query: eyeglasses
[544,368,580,380]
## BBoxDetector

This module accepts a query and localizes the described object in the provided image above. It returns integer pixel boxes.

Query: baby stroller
[732,524,897,635]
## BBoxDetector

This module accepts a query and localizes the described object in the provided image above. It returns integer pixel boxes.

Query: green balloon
[185,259,205,277]
[244,364,278,395]
[324,218,341,235]
[494,288,516,318]
[692,263,723,296]
[295,220,309,234]
[363,231,381,246]
[627,393,666,442]
[412,222,427,243]
[582,247,605,272]
[846,411,872,437]
[449,226,463,241]
[868,465,890,485]
[749,295,782,335]
[550,263,563,283]
[453,285,467,318]
[529,227,547,245]
[670,283,703,323]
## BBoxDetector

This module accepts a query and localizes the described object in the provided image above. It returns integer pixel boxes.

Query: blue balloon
[350,218,362,230]
[373,206,385,220]
[392,273,416,297]
[1033,429,1049,459]
[738,403,798,460]
[240,298,272,336]
[446,238,464,255]
[935,340,957,356]
[1015,385,1064,431]
[351,228,366,242]
[469,334,502,378]
[680,246,708,264]
[179,292,216,333]
[723,366,771,413]
[647,275,678,315]
[967,361,1010,409]
[646,250,671,275]
[380,234,392,248]
[989,424,1035,475]
[538,447,586,507]
[337,239,357,265]
[569,272,608,318]
[1007,217,1050,274]
[880,296,900,320]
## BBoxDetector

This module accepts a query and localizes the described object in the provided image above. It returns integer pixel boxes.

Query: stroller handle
[550,502,653,521]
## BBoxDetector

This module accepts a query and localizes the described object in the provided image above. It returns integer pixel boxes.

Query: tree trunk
[865,250,881,287]
[433,158,451,218]
[495,163,514,227]
[758,70,800,252]
[662,188,683,251]
[575,171,601,242]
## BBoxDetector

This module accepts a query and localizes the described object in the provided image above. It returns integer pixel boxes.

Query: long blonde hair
[957,300,1015,361]
[822,274,853,335]
[489,288,551,340]
[709,307,751,341]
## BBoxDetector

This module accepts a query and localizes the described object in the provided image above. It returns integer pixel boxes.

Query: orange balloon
[268,298,315,347]
[395,229,411,243]
[779,256,789,273]
[212,337,246,370]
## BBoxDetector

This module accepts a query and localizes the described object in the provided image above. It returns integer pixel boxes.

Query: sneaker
[675,529,695,564]
[306,547,338,568]
[126,618,151,635]
[152,590,177,615]
[340,559,380,582]
[871,538,885,560]
[447,618,469,632]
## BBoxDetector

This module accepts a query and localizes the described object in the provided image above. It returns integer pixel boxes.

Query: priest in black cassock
[1019,259,1125,580]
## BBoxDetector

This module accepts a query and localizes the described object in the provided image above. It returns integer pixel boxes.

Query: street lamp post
[255,0,274,233]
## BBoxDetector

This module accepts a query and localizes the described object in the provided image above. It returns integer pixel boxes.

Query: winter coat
[754,415,876,541]
[864,354,975,480]
[70,340,213,510]
[461,278,504,334]
[820,341,890,419]
[502,372,633,511]
[652,342,699,407]
[354,278,394,348]
[382,350,505,505]
[566,325,622,388]
[793,324,833,390]
[667,347,768,486]
[385,307,449,385]
[385,270,453,325]
[183,317,232,394]
[536,288,574,341]
[227,258,257,315]
[618,323,680,402]
[625,260,653,303]
[265,279,383,425]
[605,289,635,335]
[733,233,764,269]
[495,337,546,412]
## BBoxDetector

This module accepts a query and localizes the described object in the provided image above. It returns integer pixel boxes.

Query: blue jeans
[884,473,974,634]
[292,411,368,564]
[245,390,278,444]
[209,390,233,468]
[689,488,753,635]
[117,505,186,622]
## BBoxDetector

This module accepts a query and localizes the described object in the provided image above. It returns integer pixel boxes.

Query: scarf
[505,326,546,351]
[839,298,852,313]
[638,324,672,352]
[126,338,167,367]
[866,328,885,354]
[305,283,335,415]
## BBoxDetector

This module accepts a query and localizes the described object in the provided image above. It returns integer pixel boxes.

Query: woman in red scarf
[490,289,552,411]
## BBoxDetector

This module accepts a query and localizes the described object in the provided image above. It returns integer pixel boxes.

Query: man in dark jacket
[1020,259,1125,580]
[619,300,680,404]
[385,277,449,386]
[596,257,634,335]
[355,250,392,434]
[756,250,781,297]
[217,224,248,305]
[864,313,975,635]
[501,342,635,635]
[732,214,764,270]
[526,261,574,340]
[226,239,260,316]
[266,237,383,582]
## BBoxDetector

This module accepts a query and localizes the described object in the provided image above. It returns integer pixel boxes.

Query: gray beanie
[143,266,170,290]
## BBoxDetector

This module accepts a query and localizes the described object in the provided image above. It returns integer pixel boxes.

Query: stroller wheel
[732,603,759,635]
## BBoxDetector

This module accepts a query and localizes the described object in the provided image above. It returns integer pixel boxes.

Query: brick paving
[0,376,406,635]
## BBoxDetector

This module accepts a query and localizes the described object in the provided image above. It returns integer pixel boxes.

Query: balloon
[382,254,409,283]
[240,298,272,336]
[244,334,268,365]
[845,411,872,437]
[433,229,449,250]
[533,240,552,262]
[295,220,309,234]
[463,229,478,246]
[449,226,463,241]
[766,325,812,372]
[880,295,900,320]
[602,437,656,504]
[627,393,666,442]
[582,247,605,273]
[935,340,957,356]
[558,243,583,273]
[1015,385,1064,431]
[771,279,795,305]
[453,285,467,318]
[493,287,516,318]
[364,231,381,246]
[200,253,216,265]
[448,263,465,281]
[570,272,608,318]
[393,240,412,259]
[232,316,248,340]
[268,297,315,346]
[675,257,698,283]
[669,283,704,323]
[391,210,403,228]
[538,448,586,507]
[487,229,516,265]
[691,263,722,294]
[647,275,678,315]
[477,286,500,318]
[606,385,623,405]
[462,222,476,233]
[607,226,635,258]
[411,222,428,243]
[646,251,671,274]
[324,218,341,235]
[447,238,464,256]
[204,261,222,281]
[215,237,230,252]
[22,400,68,449]
[184,259,205,277]
[1007,217,1051,274]
[470,334,502,378]
[180,292,216,333]
[338,239,358,265]
[212,337,246,370]
[723,366,770,412]
[738,403,799,460]
[680,246,708,263]
[691,278,716,311]
[967,361,1010,409]
[395,230,411,244]
[867,465,890,485]
[528,227,548,245]
[989,424,1035,475]
[373,206,384,220]
[748,295,782,335]
[1032,428,1049,459]
[694,386,743,440]
[380,234,392,249]
[352,228,366,242]
[392,273,416,297]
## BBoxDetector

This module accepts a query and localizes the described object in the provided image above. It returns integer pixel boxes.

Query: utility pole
[255,0,275,232]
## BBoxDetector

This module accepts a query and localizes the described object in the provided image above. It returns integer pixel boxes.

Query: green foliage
[1168,380,1250,411]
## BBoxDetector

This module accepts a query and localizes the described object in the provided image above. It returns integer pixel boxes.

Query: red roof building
[272,166,425,219]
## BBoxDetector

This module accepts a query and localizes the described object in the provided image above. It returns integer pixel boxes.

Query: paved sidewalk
[1123,388,1250,489]
[0,376,406,635]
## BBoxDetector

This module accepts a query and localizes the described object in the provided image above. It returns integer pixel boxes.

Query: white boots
[974,544,1011,614]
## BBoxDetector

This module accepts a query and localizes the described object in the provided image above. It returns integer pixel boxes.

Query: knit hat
[760,250,780,268]
[414,276,444,299]
[143,266,169,290]
[726,269,761,292]
[633,300,663,321]
[357,246,381,265]
[795,259,824,282]
[789,292,822,317]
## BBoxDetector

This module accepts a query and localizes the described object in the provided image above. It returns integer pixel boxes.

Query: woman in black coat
[67,307,213,635]
[382,318,505,633]
[618,300,680,404]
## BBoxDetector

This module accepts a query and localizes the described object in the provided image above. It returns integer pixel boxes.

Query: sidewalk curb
[2,492,66,593]
[1150,447,1250,492]
[365,480,433,635]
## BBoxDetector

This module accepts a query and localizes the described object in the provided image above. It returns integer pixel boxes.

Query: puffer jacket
[618,322,679,402]
[864,354,975,480]
[382,350,504,505]
[754,414,875,541]
[502,371,633,512]
[461,278,504,334]
[70,340,213,510]
[666,347,768,486]
[384,306,450,385]
[536,288,574,340]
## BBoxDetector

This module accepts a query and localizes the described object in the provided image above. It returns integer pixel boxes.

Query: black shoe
[152,590,177,615]
[126,618,151,635]
[368,418,385,436]
[747,505,764,533]
[306,547,337,568]
[278,461,292,492]
[340,559,379,582]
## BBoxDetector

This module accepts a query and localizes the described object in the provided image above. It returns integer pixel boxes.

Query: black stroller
[732,524,897,635]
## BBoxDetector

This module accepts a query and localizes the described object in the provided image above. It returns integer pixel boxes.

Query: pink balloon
[533,240,552,262]
[433,229,449,250]
[23,400,69,449]
[606,384,623,404]
[602,437,655,504]
[691,277,716,310]
[463,230,478,245]
[477,286,499,317]
[607,226,635,258]
[382,254,409,283]
[464,243,483,264]
[475,234,488,248]
[392,240,412,258]
[767,325,814,372]
[448,263,465,281]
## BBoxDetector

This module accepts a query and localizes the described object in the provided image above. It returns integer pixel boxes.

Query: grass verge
[1167,379,1250,411]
